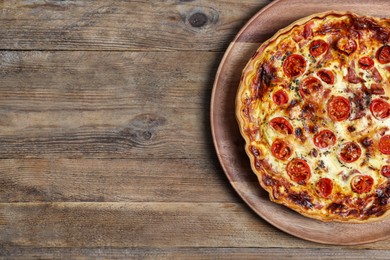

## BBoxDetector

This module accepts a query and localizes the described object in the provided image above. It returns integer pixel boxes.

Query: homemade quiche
[236,12,390,222]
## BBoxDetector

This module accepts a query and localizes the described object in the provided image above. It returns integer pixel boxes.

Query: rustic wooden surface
[0,0,390,259]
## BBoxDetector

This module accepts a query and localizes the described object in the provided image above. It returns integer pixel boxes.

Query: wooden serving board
[211,0,390,245]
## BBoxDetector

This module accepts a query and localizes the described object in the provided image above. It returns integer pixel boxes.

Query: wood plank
[2,247,390,260]
[0,50,219,110]
[0,202,389,249]
[0,159,243,203]
[0,50,229,159]
[0,109,215,159]
[0,0,271,51]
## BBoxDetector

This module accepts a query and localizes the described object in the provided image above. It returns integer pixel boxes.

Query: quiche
[236,11,390,222]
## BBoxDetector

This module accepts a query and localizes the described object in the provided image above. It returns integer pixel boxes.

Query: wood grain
[0,159,242,203]
[0,51,217,110]
[0,0,271,51]
[0,202,390,250]
[0,50,221,159]
[0,202,309,248]
[2,247,390,260]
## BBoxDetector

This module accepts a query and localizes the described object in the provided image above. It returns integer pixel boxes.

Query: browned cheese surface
[1,0,390,258]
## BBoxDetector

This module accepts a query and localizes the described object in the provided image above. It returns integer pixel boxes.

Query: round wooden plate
[210,0,390,245]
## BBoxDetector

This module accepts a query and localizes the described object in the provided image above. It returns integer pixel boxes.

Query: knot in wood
[121,114,166,145]
[142,131,152,141]
[188,12,208,28]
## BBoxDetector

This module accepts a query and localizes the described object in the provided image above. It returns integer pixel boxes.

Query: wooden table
[0,0,389,258]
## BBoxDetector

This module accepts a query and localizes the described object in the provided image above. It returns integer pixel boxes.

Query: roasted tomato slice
[316,178,333,198]
[271,139,293,160]
[309,39,329,57]
[351,175,374,194]
[381,165,390,178]
[283,54,306,78]
[379,135,390,155]
[313,130,336,149]
[299,76,323,98]
[358,56,375,70]
[376,45,390,64]
[337,37,357,55]
[370,98,390,119]
[269,117,293,135]
[272,89,289,105]
[339,142,361,163]
[327,96,351,121]
[286,158,311,185]
[316,69,335,84]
